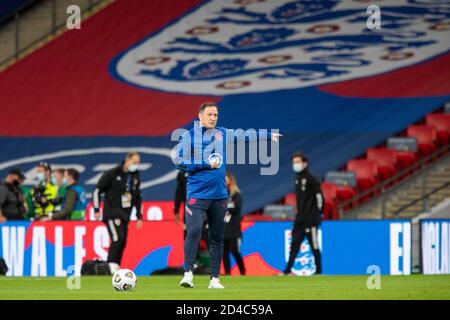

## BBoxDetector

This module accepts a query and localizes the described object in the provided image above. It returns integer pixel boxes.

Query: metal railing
[338,143,450,220]
[393,180,450,216]
[0,0,109,69]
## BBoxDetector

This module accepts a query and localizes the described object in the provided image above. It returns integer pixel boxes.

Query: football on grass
[112,269,137,291]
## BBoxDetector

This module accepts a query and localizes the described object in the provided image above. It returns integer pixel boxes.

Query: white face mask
[128,164,138,173]
[293,163,304,173]
[36,172,46,182]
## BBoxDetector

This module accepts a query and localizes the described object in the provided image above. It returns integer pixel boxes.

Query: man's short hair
[199,102,219,113]
[9,168,25,180]
[125,152,140,160]
[65,168,80,182]
[37,161,52,172]
[55,168,65,175]
[291,152,308,163]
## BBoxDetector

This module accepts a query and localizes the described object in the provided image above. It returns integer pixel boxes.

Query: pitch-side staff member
[93,152,143,272]
[176,102,281,289]
[282,152,323,275]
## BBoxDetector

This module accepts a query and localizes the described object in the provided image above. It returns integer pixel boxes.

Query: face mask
[293,163,304,173]
[62,178,68,185]
[128,164,138,173]
[36,173,46,182]
[51,176,57,185]
[12,180,20,187]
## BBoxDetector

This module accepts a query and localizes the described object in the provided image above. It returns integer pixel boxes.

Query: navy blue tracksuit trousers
[184,198,228,278]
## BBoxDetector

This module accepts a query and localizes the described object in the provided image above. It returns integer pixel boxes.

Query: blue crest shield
[111,0,450,95]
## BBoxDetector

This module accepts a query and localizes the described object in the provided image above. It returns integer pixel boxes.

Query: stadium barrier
[0,220,424,276]
[0,221,184,276]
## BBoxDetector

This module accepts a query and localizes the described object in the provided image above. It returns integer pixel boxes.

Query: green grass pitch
[1,275,449,300]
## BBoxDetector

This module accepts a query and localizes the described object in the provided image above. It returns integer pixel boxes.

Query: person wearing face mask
[30,161,58,220]
[41,169,87,221]
[52,168,68,212]
[92,152,143,270]
[0,168,27,222]
[282,152,323,275]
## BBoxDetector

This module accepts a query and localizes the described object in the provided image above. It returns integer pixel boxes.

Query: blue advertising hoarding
[421,219,450,275]
[322,220,411,275]
[227,220,411,276]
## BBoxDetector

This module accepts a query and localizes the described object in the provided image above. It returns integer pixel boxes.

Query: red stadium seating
[284,193,296,206]
[406,125,438,157]
[335,184,357,210]
[366,148,399,181]
[425,113,450,145]
[321,182,338,220]
[346,160,380,196]
[281,112,447,218]
[393,149,417,171]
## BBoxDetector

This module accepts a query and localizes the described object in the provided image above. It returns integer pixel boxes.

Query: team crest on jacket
[215,131,223,141]
[111,0,450,95]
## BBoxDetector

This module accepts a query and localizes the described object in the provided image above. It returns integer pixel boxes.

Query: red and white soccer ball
[112,269,137,291]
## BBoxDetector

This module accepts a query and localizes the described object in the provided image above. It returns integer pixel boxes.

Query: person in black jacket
[223,172,246,275]
[283,152,323,275]
[92,152,143,269]
[0,168,27,222]
[174,170,188,225]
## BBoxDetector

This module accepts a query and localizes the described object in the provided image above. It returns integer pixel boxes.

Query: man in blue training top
[175,101,281,289]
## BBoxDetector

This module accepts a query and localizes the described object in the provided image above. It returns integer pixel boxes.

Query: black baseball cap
[9,168,26,180]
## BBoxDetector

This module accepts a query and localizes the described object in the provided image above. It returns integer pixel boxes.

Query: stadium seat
[335,184,357,210]
[406,125,438,158]
[346,160,380,196]
[425,113,450,145]
[387,136,418,171]
[321,182,338,220]
[366,148,399,182]
[284,193,296,206]
[391,149,417,172]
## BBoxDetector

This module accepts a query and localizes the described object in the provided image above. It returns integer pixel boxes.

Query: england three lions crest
[110,0,450,95]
